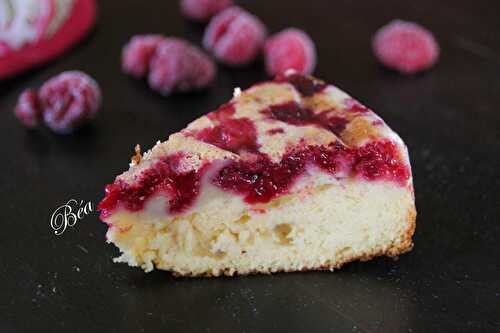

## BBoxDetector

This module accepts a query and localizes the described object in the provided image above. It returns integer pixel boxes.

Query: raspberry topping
[122,34,165,78]
[192,102,259,153]
[39,71,101,134]
[14,90,42,128]
[99,139,409,217]
[354,140,410,181]
[98,153,208,219]
[264,28,317,76]
[213,149,311,204]
[206,102,236,121]
[267,128,284,135]
[263,101,348,136]
[148,38,216,96]
[203,6,266,66]
[213,140,409,204]
[195,117,259,153]
[372,20,439,74]
[276,72,327,97]
[180,0,233,22]
[344,98,370,113]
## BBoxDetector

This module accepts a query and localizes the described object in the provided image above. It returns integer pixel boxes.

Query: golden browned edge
[154,205,417,278]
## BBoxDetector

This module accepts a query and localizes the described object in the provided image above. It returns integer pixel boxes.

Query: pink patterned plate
[0,0,96,80]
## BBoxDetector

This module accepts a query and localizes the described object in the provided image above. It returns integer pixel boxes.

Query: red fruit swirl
[98,153,208,219]
[195,117,259,153]
[262,101,348,136]
[276,72,327,97]
[213,140,409,204]
[99,140,409,217]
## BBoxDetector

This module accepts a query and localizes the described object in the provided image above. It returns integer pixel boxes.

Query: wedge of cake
[98,72,416,277]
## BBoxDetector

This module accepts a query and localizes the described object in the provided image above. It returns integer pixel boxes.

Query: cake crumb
[233,87,241,97]
[131,144,142,165]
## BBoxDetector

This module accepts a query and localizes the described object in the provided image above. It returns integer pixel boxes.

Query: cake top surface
[122,72,406,180]
[99,72,411,218]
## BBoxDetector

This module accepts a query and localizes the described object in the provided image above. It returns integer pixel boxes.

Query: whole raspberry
[122,34,166,78]
[39,71,101,134]
[0,41,10,56]
[264,28,317,76]
[203,6,266,66]
[148,38,216,96]
[14,90,42,128]
[180,0,233,22]
[372,20,439,74]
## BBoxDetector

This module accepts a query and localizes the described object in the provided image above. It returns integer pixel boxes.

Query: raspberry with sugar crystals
[264,28,317,76]
[40,71,101,134]
[180,0,233,22]
[148,38,216,96]
[372,20,439,74]
[14,89,42,128]
[149,38,215,96]
[122,34,165,78]
[203,6,266,66]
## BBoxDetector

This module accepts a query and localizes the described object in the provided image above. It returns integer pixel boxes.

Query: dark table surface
[1,1,499,332]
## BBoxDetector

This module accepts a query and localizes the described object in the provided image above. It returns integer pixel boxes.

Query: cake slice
[98,72,416,277]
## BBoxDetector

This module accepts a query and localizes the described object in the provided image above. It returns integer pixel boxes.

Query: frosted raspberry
[148,38,216,96]
[122,34,165,78]
[372,20,439,74]
[203,6,266,66]
[39,71,101,134]
[0,41,11,56]
[264,28,316,76]
[14,90,42,128]
[180,0,233,22]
